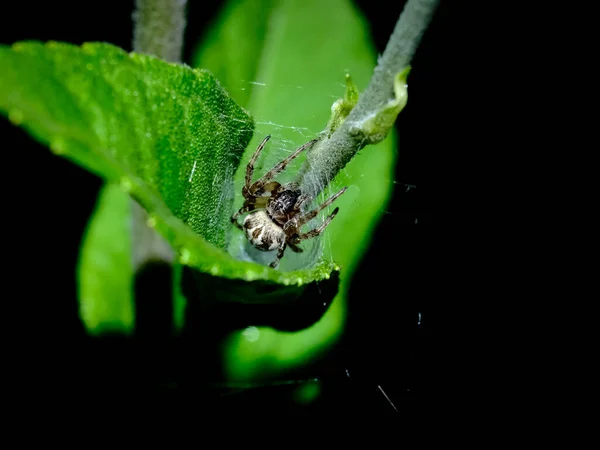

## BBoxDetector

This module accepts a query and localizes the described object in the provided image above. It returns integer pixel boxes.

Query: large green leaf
[1,41,253,247]
[0,41,342,334]
[194,0,397,380]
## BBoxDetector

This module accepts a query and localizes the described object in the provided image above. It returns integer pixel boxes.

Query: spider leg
[230,195,271,229]
[269,243,287,268]
[254,181,281,196]
[244,135,271,193]
[294,193,311,210]
[250,138,318,194]
[284,186,347,231]
[288,242,304,253]
[274,181,299,194]
[297,207,340,241]
[231,204,253,230]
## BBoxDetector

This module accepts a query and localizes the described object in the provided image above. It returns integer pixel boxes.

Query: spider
[231,135,347,268]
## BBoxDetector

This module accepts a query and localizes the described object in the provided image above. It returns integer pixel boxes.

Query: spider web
[214,77,422,272]
[220,78,359,272]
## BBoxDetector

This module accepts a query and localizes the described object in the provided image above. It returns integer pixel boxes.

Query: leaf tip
[398,66,412,84]
[344,74,359,103]
[325,74,360,137]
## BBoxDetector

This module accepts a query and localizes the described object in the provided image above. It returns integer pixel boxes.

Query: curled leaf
[354,67,411,144]
[325,74,360,137]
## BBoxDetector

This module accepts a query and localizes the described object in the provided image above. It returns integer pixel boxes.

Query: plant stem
[131,0,188,268]
[132,0,188,63]
[298,0,439,198]
[355,0,439,116]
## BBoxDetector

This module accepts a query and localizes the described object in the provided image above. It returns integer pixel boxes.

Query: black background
[1,1,467,409]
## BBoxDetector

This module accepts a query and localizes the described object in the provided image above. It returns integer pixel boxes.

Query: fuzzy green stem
[131,0,188,268]
[132,0,188,63]
[298,0,439,198]
[354,0,438,116]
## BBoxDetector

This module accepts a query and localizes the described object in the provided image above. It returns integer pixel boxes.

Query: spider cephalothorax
[231,135,347,268]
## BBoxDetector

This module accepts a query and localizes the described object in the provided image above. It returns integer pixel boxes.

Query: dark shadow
[134,260,174,339]
[181,266,338,334]
[132,259,176,386]
[177,266,338,387]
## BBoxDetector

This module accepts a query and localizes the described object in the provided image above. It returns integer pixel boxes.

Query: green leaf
[1,41,253,248]
[191,0,276,109]
[194,0,397,381]
[78,183,134,334]
[0,41,342,334]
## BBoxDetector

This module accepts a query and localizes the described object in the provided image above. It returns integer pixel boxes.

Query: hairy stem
[298,0,439,198]
[132,0,188,63]
[131,0,188,268]
[354,0,439,116]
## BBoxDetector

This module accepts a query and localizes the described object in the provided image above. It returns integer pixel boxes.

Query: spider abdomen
[243,210,286,252]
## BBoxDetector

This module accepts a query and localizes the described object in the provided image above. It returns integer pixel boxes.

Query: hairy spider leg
[293,192,311,210]
[249,138,319,194]
[284,186,348,231]
[231,198,267,227]
[231,204,253,229]
[274,181,300,194]
[270,188,343,268]
[244,134,271,193]
[231,181,281,226]
[287,242,304,253]
[253,180,281,197]
[298,207,340,240]
[270,244,287,269]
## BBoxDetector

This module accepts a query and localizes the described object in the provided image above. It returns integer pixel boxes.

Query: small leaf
[325,74,360,138]
[358,67,411,144]
[78,183,134,334]
[0,41,342,333]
